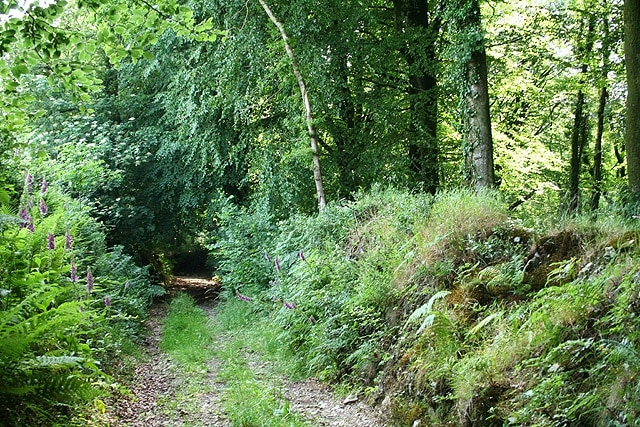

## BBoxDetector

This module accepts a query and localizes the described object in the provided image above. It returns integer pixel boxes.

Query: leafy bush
[208,198,278,296]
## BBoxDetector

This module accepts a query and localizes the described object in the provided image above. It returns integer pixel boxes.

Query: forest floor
[106,276,386,427]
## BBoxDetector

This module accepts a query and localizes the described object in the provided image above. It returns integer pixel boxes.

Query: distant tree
[591,4,613,211]
[567,12,596,213]
[394,0,441,193]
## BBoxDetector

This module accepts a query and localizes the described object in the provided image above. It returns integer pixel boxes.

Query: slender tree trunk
[591,10,610,212]
[625,0,640,193]
[567,14,596,214]
[591,85,607,211]
[568,89,587,213]
[257,0,327,211]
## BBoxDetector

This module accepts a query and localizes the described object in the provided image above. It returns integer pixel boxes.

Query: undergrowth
[1,175,162,426]
[209,187,640,426]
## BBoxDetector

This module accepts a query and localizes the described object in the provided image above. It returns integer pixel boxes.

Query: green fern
[406,290,451,335]
[466,311,503,339]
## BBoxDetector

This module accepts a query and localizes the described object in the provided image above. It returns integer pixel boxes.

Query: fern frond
[467,311,503,338]
[416,313,437,335]
[32,355,85,368]
[406,290,451,327]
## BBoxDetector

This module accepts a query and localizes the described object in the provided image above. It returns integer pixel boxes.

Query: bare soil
[107,276,387,427]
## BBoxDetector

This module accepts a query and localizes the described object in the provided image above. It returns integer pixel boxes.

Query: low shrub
[211,187,640,426]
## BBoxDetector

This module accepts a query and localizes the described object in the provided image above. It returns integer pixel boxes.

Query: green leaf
[407,290,451,324]
[11,64,29,78]
[195,19,213,33]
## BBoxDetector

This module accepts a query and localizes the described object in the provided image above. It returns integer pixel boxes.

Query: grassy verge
[161,294,216,370]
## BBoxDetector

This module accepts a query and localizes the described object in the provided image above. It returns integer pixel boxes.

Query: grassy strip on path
[160,293,311,427]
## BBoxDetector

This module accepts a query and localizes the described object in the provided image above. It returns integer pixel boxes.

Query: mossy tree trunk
[625,0,640,193]
[453,0,495,190]
[463,45,494,190]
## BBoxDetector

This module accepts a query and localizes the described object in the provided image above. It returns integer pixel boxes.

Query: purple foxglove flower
[24,172,33,193]
[39,199,48,216]
[65,230,72,250]
[299,250,306,261]
[274,257,280,272]
[309,316,317,324]
[19,206,32,230]
[236,291,251,302]
[265,252,271,262]
[28,198,33,210]
[283,301,296,310]
[104,295,112,307]
[27,221,35,232]
[41,179,48,194]
[46,233,55,250]
[70,263,78,283]
[86,268,94,293]
[19,206,28,221]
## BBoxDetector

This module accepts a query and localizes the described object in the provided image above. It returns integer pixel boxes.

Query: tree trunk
[394,0,440,194]
[568,89,587,213]
[330,19,361,199]
[625,0,640,193]
[458,0,494,190]
[591,85,607,211]
[591,9,610,212]
[257,0,327,211]
[567,13,596,214]
[463,39,494,189]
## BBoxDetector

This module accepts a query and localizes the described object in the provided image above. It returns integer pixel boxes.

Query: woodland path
[107,276,387,427]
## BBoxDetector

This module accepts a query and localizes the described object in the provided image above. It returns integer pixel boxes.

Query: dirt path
[108,276,387,427]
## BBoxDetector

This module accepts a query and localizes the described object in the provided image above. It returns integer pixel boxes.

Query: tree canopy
[0,0,636,255]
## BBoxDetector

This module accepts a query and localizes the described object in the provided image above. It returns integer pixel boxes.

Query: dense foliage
[0,169,163,424]
[211,188,640,426]
[2,0,640,424]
